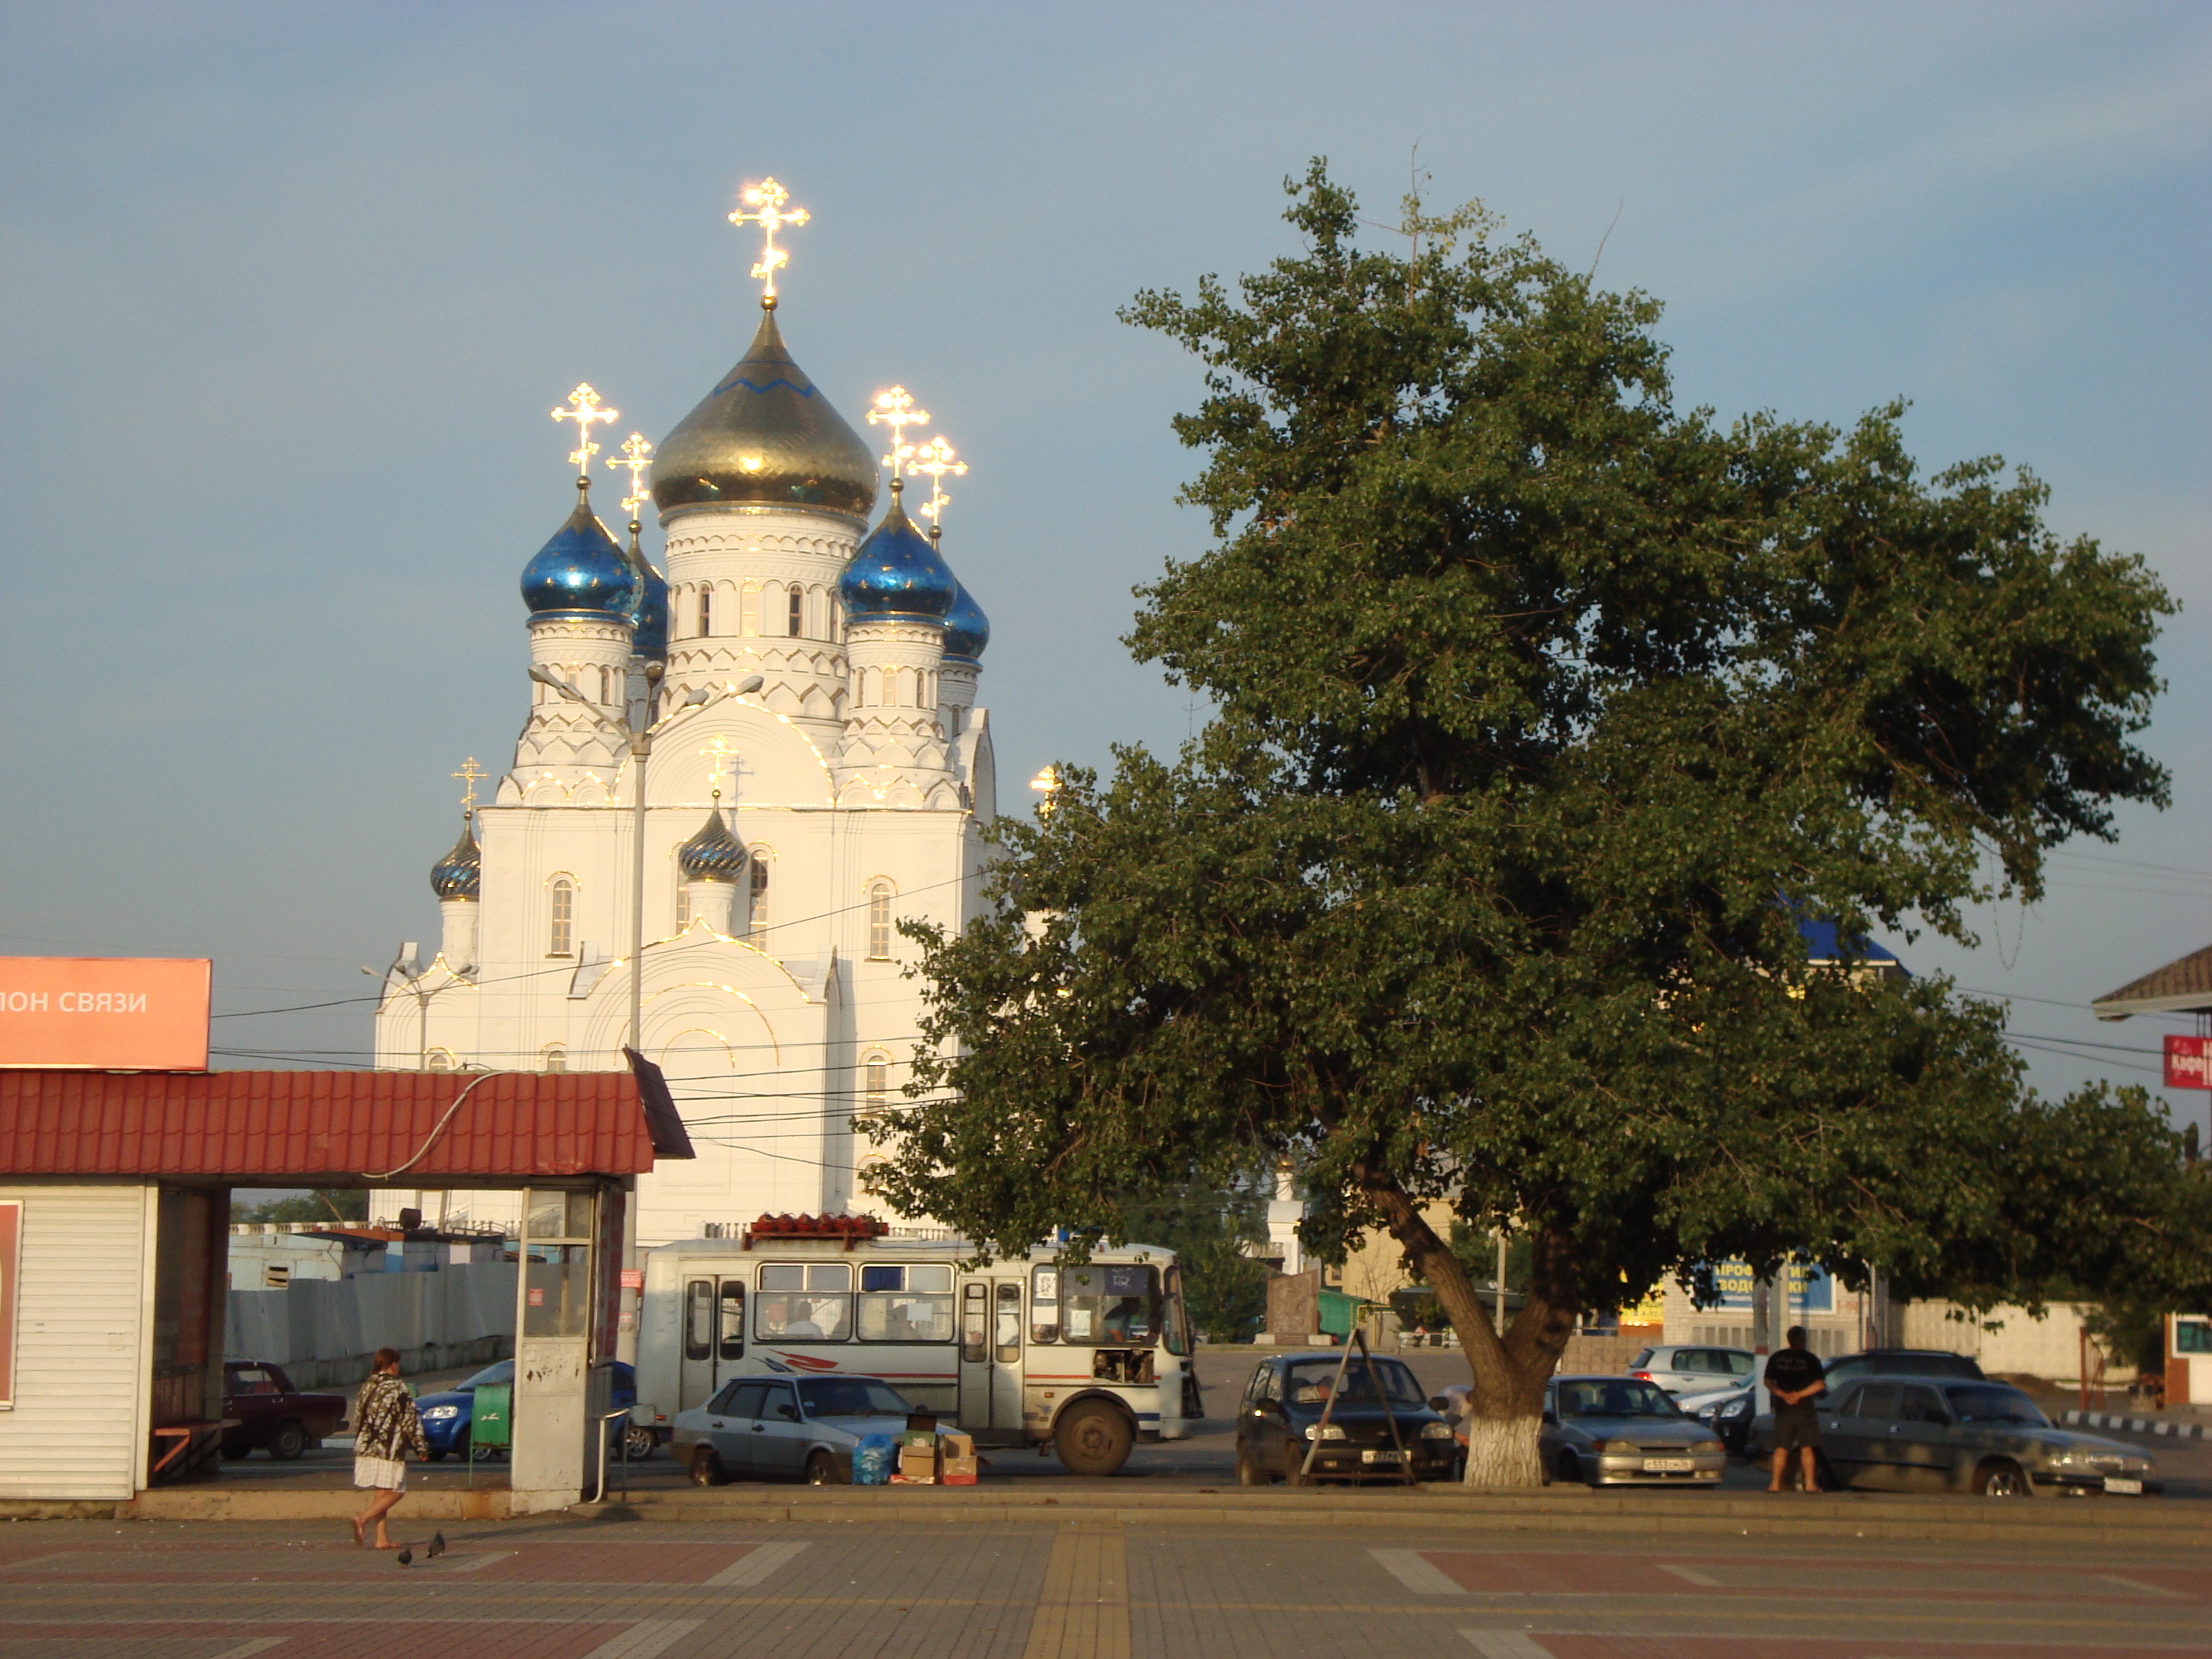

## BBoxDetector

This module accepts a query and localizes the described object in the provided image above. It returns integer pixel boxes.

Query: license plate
[1642,1457,1694,1473]
[1361,1449,1406,1465]
[2103,1476,2144,1495]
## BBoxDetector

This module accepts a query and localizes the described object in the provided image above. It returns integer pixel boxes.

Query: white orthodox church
[372,256,996,1249]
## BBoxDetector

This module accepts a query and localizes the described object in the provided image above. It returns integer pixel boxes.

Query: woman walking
[351,1347,428,1548]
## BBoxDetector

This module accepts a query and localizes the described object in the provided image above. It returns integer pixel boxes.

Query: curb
[2064,1409,2208,1440]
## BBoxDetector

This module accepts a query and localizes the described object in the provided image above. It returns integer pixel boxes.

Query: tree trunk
[1352,1162,1579,1488]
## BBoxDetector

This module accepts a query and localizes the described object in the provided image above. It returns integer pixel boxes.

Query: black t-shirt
[1765,1347,1825,1401]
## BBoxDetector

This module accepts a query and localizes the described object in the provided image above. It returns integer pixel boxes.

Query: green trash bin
[469,1383,512,1463]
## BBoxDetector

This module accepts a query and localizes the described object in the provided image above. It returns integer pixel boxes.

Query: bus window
[1030,1265,1060,1343]
[685,1279,714,1362]
[1060,1264,1160,1346]
[995,1282,1022,1363]
[755,1263,853,1341]
[1163,1265,1192,1357]
[857,1264,955,1342]
[962,1282,987,1362]
[719,1281,745,1360]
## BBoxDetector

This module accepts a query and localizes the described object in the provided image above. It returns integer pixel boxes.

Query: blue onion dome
[678,803,749,884]
[627,543,670,661]
[942,577,990,664]
[838,480,958,624]
[521,478,638,619]
[652,303,878,520]
[429,815,481,902]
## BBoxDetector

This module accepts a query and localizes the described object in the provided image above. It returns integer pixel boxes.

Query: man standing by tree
[1765,1326,1827,1494]
[876,161,2211,1486]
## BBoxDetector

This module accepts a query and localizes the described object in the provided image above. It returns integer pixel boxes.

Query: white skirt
[353,1455,407,1492]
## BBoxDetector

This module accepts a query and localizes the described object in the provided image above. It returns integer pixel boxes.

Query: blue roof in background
[1797,917,1903,969]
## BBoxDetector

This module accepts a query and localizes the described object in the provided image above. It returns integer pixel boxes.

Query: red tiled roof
[2093,944,2212,1020]
[0,1068,688,1179]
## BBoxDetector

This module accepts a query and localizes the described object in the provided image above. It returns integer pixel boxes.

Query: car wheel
[470,1441,502,1462]
[267,1419,310,1461]
[1282,1443,1314,1487]
[689,1447,727,1487]
[1053,1401,1135,1477]
[1974,1460,2031,1498]
[1556,1451,1585,1485]
[1236,1442,1269,1486]
[425,1449,446,1463]
[623,1424,655,1462]
[806,1451,845,1485]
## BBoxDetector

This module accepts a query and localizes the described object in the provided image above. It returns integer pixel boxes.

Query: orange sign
[0,958,212,1071]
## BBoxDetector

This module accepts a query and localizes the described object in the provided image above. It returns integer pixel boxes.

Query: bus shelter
[0,1056,690,1512]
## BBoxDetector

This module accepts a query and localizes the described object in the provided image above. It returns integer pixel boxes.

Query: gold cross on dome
[867,387,930,480]
[608,432,655,523]
[701,734,739,801]
[451,757,487,814]
[552,385,619,477]
[909,433,967,528]
[729,176,809,302]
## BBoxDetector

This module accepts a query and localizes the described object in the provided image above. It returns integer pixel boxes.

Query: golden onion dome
[652,302,879,521]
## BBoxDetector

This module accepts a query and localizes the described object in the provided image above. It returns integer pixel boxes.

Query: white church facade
[372,266,996,1250]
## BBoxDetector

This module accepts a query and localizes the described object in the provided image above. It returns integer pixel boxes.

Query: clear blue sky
[0,3,2206,1127]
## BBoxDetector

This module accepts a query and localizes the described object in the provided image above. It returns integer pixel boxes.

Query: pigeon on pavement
[396,1547,413,1567]
[428,1532,446,1559]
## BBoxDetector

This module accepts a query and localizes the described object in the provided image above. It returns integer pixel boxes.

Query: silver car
[1748,1377,2160,1497]
[673,1372,916,1486]
[1542,1374,1727,1487]
[1628,1343,1755,1397]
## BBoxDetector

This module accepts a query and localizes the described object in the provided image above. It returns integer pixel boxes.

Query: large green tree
[874,163,2209,1483]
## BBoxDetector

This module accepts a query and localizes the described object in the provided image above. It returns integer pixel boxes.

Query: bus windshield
[1060,1264,1161,1346]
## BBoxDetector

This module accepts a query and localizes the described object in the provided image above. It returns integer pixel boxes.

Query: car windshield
[796,1377,914,1418]
[1556,1380,1681,1419]
[1284,1359,1426,1408]
[458,1360,514,1392]
[1943,1385,2049,1426]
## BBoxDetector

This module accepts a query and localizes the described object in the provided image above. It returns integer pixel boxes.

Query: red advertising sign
[619,1269,644,1291]
[0,1201,19,1409]
[0,958,211,1071]
[2166,1034,2212,1090]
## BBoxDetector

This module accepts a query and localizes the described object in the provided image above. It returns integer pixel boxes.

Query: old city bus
[634,1216,1201,1476]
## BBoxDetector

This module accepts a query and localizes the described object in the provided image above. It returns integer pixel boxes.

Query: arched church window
[548,876,576,958]
[424,1048,457,1073]
[675,873,691,929]
[788,584,804,637]
[867,881,894,960]
[863,1053,890,1112]
[698,587,713,638]
[541,1043,567,1074]
[748,858,770,946]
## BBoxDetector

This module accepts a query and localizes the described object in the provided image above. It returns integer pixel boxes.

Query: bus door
[678,1274,746,1411]
[958,1277,1024,1433]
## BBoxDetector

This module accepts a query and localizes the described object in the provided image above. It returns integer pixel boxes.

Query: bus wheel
[1054,1401,1133,1477]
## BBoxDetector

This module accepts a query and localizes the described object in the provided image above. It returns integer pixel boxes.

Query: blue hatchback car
[416,1359,644,1460]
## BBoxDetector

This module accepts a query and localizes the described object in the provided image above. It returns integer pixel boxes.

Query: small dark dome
[652,305,878,521]
[678,804,748,884]
[521,480,637,619]
[838,482,956,626]
[943,578,990,663]
[430,816,481,902]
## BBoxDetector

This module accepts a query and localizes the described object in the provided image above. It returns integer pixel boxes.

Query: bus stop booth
[0,1058,691,1512]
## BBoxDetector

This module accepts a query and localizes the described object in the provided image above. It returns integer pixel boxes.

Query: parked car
[220,1360,347,1460]
[1628,1344,1755,1396]
[675,1372,917,1485]
[418,1359,647,1461]
[1701,1347,1986,1455]
[1541,1374,1727,1487]
[1747,1377,2159,1496]
[1234,1352,1460,1485]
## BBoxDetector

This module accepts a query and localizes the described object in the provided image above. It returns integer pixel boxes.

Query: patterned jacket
[352,1372,429,1462]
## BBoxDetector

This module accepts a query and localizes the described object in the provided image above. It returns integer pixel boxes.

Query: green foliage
[874,162,2200,1442]
[2083,1295,2167,1377]
[230,1190,366,1226]
[1111,1180,1271,1341]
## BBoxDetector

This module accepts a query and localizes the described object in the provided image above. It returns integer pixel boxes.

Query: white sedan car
[673,1372,916,1486]
[1628,1344,1755,1396]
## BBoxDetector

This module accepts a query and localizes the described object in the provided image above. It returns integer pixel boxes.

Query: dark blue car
[416,1359,647,1460]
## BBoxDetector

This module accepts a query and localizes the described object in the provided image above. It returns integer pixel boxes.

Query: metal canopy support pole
[1299,1336,1360,1480]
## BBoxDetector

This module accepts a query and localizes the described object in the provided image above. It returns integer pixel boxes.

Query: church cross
[552,384,619,478]
[701,735,739,801]
[608,432,655,525]
[729,176,809,302]
[909,433,968,529]
[867,386,930,480]
[451,757,487,814]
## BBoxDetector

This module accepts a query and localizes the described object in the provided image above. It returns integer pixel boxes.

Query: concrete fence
[225,1263,518,1390]
[1899,1299,2096,1382]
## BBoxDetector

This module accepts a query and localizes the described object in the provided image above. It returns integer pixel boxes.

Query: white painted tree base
[1462,1415,1545,1487]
